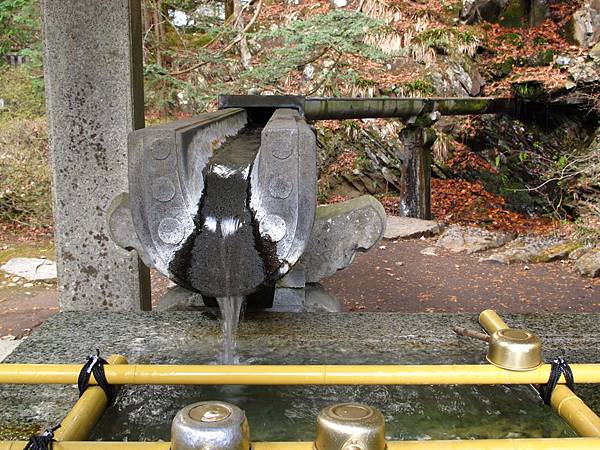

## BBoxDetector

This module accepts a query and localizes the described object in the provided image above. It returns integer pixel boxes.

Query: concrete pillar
[398,124,436,220]
[42,0,151,310]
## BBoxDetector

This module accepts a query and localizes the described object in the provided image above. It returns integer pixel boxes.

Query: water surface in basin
[91,350,574,442]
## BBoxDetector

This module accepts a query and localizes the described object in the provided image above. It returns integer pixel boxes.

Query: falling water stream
[165,123,269,364]
[216,296,245,364]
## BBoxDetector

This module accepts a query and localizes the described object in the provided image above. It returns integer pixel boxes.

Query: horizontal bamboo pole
[303,97,520,120]
[392,440,600,450]
[1,363,600,385]
[2,439,600,450]
[54,355,127,441]
[256,439,600,450]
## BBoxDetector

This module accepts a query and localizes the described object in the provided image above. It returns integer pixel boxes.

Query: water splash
[216,296,245,364]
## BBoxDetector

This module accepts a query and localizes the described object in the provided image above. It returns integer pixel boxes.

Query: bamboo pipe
[551,385,600,437]
[302,97,520,120]
[2,439,600,450]
[478,310,600,438]
[1,363,600,385]
[255,439,600,450]
[54,354,127,441]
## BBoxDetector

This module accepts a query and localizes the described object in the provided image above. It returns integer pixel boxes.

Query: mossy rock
[530,49,557,66]
[576,248,600,277]
[499,0,529,28]
[491,57,515,79]
[530,241,583,263]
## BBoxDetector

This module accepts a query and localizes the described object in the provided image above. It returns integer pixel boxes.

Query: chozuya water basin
[90,357,573,443]
[3,312,598,443]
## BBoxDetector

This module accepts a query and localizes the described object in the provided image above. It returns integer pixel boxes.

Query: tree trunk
[225,0,235,20]
[153,1,162,67]
[141,1,151,64]
[233,0,252,69]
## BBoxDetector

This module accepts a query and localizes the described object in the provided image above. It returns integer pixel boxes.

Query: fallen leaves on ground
[376,178,559,235]
[447,141,498,173]
[0,223,53,243]
[430,178,558,235]
[325,149,358,176]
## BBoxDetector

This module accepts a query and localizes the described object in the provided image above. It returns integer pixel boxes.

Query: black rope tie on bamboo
[77,349,115,405]
[23,424,60,450]
[540,356,575,405]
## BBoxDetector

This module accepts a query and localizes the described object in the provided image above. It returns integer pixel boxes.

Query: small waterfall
[167,127,262,364]
[217,296,245,364]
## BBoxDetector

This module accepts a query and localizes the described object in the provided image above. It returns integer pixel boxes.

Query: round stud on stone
[150,138,171,160]
[315,403,386,450]
[171,401,250,450]
[272,144,293,160]
[259,214,287,243]
[152,177,176,202]
[268,177,293,199]
[158,217,184,245]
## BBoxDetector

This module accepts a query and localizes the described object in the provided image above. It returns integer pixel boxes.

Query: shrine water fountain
[0,96,599,450]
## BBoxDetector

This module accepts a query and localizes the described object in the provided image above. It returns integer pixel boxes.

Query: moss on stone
[532,49,556,66]
[512,81,546,100]
[499,0,529,28]
[531,241,584,264]
[492,58,516,79]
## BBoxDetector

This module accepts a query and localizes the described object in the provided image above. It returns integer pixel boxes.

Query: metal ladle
[453,321,543,372]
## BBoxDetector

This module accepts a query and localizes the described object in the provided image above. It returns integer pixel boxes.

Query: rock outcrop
[0,258,57,281]
[481,237,583,264]
[576,248,600,277]
[460,0,512,24]
[384,216,443,240]
[460,0,549,27]
[570,1,600,48]
[436,225,514,254]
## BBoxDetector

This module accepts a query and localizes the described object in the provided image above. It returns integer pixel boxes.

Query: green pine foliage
[0,0,40,57]
[244,10,390,87]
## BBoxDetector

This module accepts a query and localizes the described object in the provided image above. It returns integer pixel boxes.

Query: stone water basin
[2,311,599,442]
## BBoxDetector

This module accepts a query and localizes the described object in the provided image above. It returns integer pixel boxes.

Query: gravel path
[322,238,600,313]
[2,238,599,338]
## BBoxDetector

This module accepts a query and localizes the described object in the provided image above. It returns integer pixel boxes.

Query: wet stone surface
[1,311,599,441]
[168,127,269,297]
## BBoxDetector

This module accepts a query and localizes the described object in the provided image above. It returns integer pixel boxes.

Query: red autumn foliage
[326,149,358,176]
[447,142,498,174]
[375,179,559,235]
[430,178,557,235]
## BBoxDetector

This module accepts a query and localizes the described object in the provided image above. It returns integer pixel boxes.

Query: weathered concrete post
[42,0,151,310]
[398,114,438,220]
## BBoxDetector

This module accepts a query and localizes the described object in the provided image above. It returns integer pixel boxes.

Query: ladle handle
[479,309,509,334]
[453,326,491,343]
